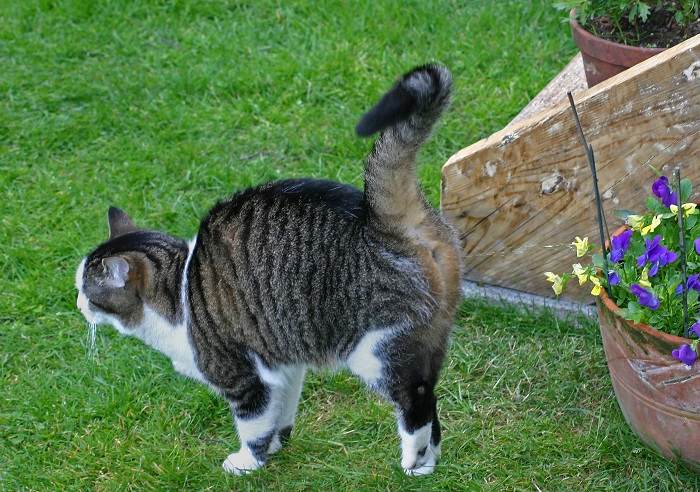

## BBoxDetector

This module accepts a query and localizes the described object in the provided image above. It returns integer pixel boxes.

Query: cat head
[75,207,188,334]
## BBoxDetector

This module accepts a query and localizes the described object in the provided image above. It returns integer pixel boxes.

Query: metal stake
[674,169,690,336]
[567,92,610,288]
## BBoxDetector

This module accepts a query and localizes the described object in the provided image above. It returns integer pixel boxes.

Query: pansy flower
[638,266,652,288]
[630,284,660,310]
[641,215,662,236]
[626,215,644,231]
[672,344,697,366]
[696,237,700,255]
[608,271,620,286]
[636,235,677,276]
[589,275,602,296]
[675,274,700,295]
[670,203,697,217]
[651,176,679,208]
[572,263,588,285]
[691,321,700,339]
[610,229,632,263]
[545,272,564,295]
[572,236,590,258]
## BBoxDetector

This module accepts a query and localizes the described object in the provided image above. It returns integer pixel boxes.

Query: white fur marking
[254,357,307,431]
[278,366,306,429]
[398,421,436,476]
[222,447,261,476]
[252,357,306,432]
[346,328,393,385]
[180,236,197,325]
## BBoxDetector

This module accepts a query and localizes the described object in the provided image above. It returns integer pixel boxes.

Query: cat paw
[222,448,262,476]
[402,444,438,477]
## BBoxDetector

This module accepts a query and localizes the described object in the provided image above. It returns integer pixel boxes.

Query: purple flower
[672,344,697,366]
[636,235,677,275]
[610,229,633,263]
[691,321,700,339]
[608,271,620,285]
[652,176,679,208]
[630,284,660,310]
[675,274,700,295]
[695,237,700,255]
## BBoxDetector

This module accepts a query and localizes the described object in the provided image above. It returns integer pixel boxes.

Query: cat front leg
[221,356,305,475]
[220,365,282,475]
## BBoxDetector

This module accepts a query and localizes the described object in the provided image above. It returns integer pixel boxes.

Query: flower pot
[597,278,700,470]
[570,10,664,87]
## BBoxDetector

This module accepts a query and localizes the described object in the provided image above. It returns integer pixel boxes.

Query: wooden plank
[441,34,700,301]
[509,53,586,127]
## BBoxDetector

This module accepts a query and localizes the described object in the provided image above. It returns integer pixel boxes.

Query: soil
[587,7,700,48]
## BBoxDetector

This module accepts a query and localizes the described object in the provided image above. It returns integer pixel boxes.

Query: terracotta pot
[570,10,665,87]
[597,226,700,470]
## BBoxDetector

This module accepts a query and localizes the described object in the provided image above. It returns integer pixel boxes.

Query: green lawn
[2,0,698,490]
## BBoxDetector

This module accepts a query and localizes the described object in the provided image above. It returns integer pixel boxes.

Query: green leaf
[680,178,692,202]
[646,196,666,214]
[591,253,605,268]
[613,209,638,220]
[623,301,645,323]
[637,2,651,22]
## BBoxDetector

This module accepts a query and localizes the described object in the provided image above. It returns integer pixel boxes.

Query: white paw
[267,433,282,455]
[402,444,438,477]
[222,448,262,476]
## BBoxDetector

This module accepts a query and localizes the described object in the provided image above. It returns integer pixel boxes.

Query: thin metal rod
[674,169,689,336]
[567,92,610,287]
[589,145,611,287]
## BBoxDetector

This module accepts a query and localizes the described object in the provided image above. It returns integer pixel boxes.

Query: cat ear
[102,256,130,288]
[108,206,138,239]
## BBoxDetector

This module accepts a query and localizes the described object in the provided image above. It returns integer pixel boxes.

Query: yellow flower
[639,266,652,288]
[589,275,602,296]
[670,203,698,217]
[572,263,588,285]
[545,272,564,295]
[572,236,590,258]
[641,215,662,236]
[627,215,644,230]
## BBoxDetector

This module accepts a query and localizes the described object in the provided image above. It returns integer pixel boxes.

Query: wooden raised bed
[441,34,700,302]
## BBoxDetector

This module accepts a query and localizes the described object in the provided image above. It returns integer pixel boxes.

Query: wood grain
[441,34,700,301]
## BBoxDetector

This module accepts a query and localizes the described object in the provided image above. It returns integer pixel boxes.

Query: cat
[75,63,462,476]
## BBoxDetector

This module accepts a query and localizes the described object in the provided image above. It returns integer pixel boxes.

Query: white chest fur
[135,306,206,383]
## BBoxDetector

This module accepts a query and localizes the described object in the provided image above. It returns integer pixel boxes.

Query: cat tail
[356,63,452,234]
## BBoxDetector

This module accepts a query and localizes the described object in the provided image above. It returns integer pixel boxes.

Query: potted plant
[545,175,700,470]
[555,1,700,86]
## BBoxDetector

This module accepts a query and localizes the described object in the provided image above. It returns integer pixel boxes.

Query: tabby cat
[75,64,462,476]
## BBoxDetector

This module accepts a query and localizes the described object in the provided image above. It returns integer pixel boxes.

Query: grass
[1,0,698,489]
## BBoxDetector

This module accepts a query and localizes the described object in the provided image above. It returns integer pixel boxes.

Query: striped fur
[75,64,462,476]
